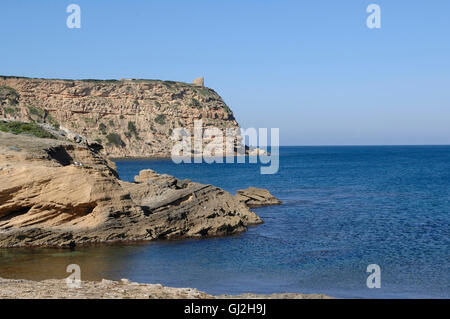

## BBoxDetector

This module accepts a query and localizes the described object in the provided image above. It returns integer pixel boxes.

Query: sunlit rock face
[0,76,241,158]
[0,131,262,248]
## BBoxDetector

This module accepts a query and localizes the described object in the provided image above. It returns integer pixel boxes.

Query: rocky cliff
[0,76,242,158]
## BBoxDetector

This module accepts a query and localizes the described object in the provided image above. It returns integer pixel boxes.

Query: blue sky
[0,0,449,145]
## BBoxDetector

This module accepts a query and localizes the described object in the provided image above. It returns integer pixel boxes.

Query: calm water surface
[1,146,449,298]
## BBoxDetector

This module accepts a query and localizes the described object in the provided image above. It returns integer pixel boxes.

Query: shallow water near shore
[1,146,449,298]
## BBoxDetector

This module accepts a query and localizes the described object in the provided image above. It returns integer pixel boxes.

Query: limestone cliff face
[0,76,240,157]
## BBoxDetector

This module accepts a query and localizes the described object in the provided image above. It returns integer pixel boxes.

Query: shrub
[28,105,45,118]
[197,87,214,98]
[80,79,119,83]
[125,86,133,94]
[99,123,107,135]
[0,121,55,139]
[189,98,201,109]
[164,80,177,86]
[106,133,125,147]
[47,114,60,129]
[128,121,138,136]
[83,117,95,125]
[4,107,17,115]
[154,114,166,125]
[0,86,20,105]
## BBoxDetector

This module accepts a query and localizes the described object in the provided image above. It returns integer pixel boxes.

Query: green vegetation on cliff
[127,121,138,136]
[0,76,239,157]
[26,105,60,129]
[0,86,20,106]
[106,133,125,147]
[0,121,55,139]
[155,114,166,125]
[99,123,107,135]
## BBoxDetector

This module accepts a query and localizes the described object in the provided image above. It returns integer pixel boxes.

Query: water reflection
[0,243,150,282]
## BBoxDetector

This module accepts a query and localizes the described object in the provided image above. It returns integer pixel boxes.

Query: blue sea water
[1,146,449,298]
[111,146,450,298]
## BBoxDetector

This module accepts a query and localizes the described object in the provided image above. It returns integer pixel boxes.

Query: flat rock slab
[235,187,282,208]
[0,132,262,248]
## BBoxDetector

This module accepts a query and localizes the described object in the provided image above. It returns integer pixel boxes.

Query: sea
[1,146,449,298]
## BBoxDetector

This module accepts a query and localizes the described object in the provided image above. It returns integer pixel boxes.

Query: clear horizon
[1,0,449,146]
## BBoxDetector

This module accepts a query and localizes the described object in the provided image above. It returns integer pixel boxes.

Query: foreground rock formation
[0,277,332,299]
[235,187,282,208]
[0,76,246,157]
[0,130,264,248]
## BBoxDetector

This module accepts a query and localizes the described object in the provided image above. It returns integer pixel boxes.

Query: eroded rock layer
[0,76,242,157]
[0,131,262,248]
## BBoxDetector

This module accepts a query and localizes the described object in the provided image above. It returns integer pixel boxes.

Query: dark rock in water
[235,187,282,208]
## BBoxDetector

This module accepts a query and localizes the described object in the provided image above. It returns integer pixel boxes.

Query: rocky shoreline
[0,81,329,299]
[0,277,332,299]
[0,121,310,299]
[0,124,279,248]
